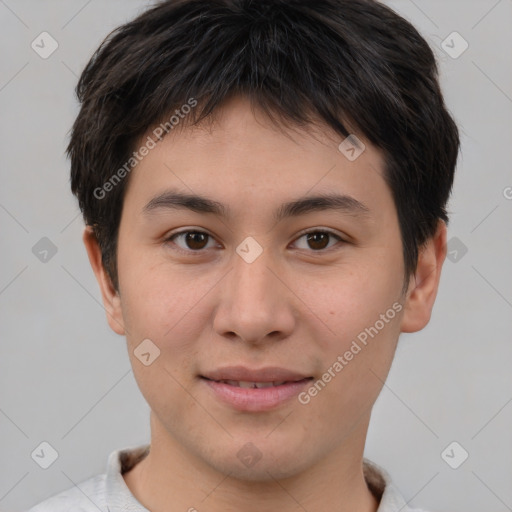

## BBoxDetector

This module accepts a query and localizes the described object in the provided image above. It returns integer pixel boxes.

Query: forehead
[122,97,393,224]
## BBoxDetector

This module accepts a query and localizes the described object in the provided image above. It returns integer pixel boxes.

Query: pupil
[187,232,207,250]
[307,232,328,250]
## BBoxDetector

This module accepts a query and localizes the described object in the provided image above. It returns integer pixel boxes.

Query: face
[86,96,445,481]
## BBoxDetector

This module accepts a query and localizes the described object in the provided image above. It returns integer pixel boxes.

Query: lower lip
[201,377,313,412]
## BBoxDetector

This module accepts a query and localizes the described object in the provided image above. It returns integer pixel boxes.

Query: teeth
[221,380,287,388]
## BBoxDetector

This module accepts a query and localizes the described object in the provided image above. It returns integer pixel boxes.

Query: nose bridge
[213,244,295,343]
[231,245,281,316]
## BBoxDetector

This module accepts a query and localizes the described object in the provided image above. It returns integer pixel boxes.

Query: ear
[400,220,447,333]
[82,226,126,335]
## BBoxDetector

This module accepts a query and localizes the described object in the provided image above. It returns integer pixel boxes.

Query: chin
[202,442,314,482]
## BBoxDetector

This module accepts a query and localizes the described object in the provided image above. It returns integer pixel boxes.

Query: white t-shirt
[27,445,430,511]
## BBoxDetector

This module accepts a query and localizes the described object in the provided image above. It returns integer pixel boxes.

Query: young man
[29,0,460,510]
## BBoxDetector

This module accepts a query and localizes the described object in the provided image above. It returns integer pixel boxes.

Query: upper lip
[201,366,312,383]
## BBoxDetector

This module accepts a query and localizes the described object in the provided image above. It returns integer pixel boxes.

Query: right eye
[164,229,220,254]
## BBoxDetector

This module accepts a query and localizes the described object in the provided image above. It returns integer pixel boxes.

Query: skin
[84,96,447,512]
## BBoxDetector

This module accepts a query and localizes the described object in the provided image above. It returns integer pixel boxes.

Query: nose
[212,246,296,345]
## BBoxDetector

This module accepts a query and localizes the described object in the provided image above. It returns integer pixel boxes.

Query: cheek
[117,260,222,408]
[119,266,207,415]
[117,245,211,342]
[299,309,402,434]
[292,261,403,404]
[292,259,403,342]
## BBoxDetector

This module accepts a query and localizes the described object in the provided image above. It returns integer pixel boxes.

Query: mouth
[199,368,314,411]
[201,377,313,388]
[200,365,313,383]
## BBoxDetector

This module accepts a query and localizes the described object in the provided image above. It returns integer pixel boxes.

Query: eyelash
[164,228,346,255]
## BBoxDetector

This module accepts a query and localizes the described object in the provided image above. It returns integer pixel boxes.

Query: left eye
[165,229,343,253]
[293,230,343,251]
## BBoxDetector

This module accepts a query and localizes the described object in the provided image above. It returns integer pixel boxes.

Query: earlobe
[400,220,447,333]
[82,226,126,336]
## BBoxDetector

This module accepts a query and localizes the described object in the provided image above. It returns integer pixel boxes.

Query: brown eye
[168,230,214,252]
[293,230,343,252]
[184,232,209,250]
[306,232,330,250]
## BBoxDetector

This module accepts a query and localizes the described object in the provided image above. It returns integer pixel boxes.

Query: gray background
[1,1,511,511]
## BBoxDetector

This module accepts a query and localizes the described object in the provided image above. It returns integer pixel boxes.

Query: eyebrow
[142,188,372,223]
